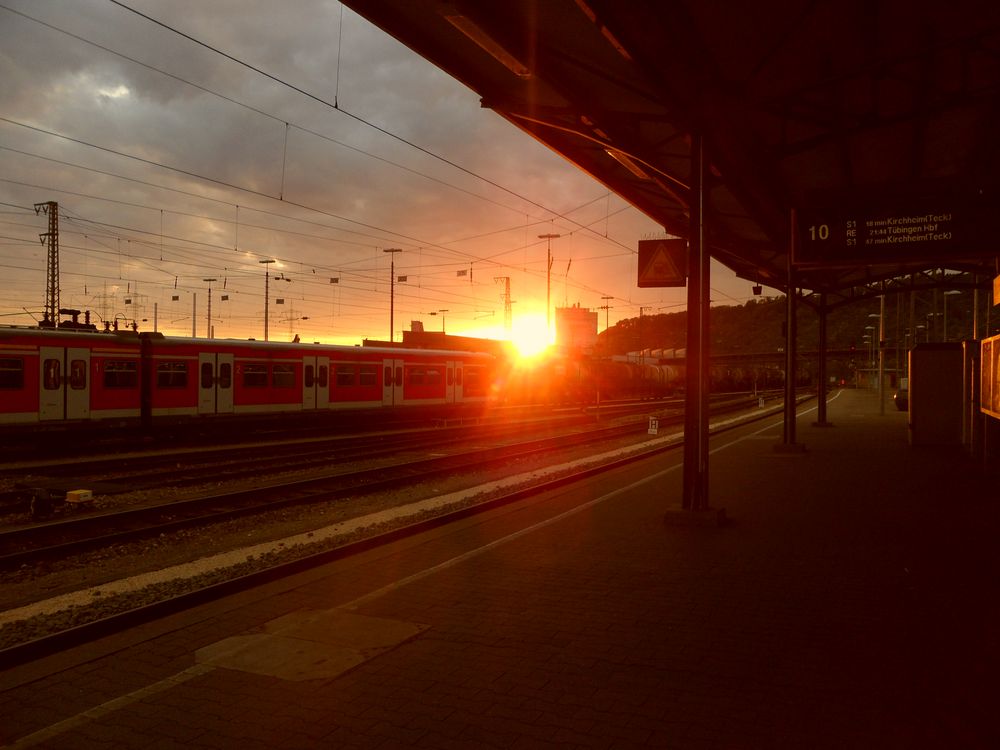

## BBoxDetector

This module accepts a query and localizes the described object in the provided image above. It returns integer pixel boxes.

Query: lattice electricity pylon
[34,201,59,327]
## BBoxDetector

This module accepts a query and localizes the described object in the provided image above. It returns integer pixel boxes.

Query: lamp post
[538,233,560,337]
[259,260,275,341]
[384,248,402,342]
[203,278,217,338]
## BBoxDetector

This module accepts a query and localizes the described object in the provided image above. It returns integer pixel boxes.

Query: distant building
[555,304,598,354]
[364,322,515,361]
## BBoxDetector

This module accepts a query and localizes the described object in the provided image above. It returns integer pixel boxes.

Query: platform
[1,388,997,748]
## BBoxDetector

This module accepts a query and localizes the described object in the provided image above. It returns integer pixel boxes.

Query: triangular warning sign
[637,239,686,287]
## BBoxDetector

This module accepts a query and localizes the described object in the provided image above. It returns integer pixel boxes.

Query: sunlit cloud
[0,1,752,345]
[97,84,130,100]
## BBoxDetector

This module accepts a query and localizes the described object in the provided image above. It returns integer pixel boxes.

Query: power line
[0,8,645,273]
[0,5,663,329]
[0,4,541,219]
[104,0,635,249]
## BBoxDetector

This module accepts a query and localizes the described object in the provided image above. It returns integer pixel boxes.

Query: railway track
[0,414,688,568]
[0,392,803,665]
[0,393,778,568]
[0,398,685,514]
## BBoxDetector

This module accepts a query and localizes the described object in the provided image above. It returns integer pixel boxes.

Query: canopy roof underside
[342,0,1000,297]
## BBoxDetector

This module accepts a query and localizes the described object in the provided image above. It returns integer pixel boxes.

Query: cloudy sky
[0,0,754,348]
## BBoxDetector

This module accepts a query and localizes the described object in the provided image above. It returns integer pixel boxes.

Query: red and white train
[0,326,495,427]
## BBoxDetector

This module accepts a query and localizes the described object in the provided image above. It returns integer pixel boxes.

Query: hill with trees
[593,291,978,358]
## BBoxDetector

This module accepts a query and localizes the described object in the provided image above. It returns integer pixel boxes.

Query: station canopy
[341,0,1000,298]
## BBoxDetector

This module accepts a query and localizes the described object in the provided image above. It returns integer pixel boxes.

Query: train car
[0,326,495,427]
[0,326,144,425]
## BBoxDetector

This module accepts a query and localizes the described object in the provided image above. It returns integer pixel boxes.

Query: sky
[0,0,759,349]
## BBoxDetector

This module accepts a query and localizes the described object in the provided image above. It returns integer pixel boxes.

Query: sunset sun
[509,313,553,360]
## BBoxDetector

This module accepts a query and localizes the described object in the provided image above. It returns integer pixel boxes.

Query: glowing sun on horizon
[509,313,553,360]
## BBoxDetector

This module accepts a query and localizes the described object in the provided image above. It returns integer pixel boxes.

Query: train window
[201,362,214,389]
[243,363,268,388]
[70,359,87,390]
[456,367,463,387]
[447,367,453,386]
[304,364,314,388]
[273,364,296,388]
[359,364,377,386]
[44,359,61,389]
[464,367,482,394]
[384,366,392,387]
[318,365,328,387]
[104,360,138,388]
[219,363,232,389]
[156,361,188,388]
[336,365,355,387]
[409,367,443,385]
[395,366,402,386]
[0,358,24,389]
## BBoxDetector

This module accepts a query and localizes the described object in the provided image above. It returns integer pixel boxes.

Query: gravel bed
[0,422,670,651]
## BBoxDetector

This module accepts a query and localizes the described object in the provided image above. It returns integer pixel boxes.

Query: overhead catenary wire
[0,3,729,335]
[102,0,637,250]
[0,9,644,316]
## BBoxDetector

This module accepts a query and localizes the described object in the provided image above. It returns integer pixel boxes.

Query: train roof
[0,326,494,360]
[0,325,141,343]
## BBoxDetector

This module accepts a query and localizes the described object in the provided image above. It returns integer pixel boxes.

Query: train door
[454,363,464,402]
[316,356,329,409]
[302,356,315,410]
[445,362,456,403]
[198,352,234,414]
[39,346,90,421]
[66,348,90,419]
[382,358,404,405]
[301,356,331,410]
[216,353,234,413]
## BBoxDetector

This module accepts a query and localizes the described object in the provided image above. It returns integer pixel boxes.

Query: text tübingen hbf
[863,213,954,245]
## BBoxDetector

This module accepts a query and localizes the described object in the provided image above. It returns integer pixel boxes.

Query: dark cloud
[0,1,745,342]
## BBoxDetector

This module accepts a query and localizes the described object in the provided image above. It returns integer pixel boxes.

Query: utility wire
[105,0,634,250]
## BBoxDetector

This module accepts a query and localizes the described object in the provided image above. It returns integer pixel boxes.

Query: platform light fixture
[444,14,531,79]
[605,148,651,180]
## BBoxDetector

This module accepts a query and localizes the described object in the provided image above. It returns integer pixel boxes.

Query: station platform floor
[2,388,998,749]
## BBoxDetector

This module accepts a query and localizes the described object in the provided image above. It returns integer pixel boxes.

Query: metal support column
[878,293,886,416]
[814,292,831,427]
[682,131,709,512]
[780,210,803,450]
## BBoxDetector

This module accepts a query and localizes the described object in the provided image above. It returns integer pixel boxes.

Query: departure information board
[793,181,994,267]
